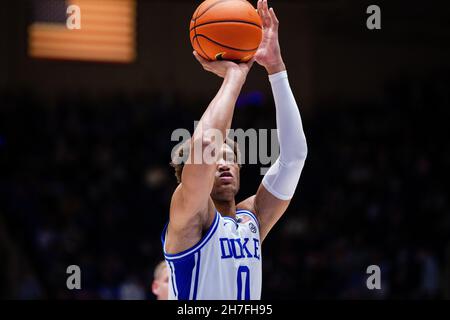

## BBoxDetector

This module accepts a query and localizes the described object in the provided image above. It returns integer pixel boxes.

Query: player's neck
[214,199,236,219]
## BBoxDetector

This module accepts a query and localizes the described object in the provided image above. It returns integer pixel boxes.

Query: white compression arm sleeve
[262,70,307,200]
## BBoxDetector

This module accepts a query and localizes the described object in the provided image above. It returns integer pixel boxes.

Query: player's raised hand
[254,0,286,75]
[193,51,254,79]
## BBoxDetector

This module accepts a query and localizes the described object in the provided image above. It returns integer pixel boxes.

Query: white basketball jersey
[161,209,262,300]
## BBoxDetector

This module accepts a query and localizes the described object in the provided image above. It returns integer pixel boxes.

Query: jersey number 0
[237,265,250,300]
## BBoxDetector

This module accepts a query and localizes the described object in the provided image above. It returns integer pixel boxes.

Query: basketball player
[162,0,307,300]
[152,261,169,300]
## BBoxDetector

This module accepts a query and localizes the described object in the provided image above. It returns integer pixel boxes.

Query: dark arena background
[1,0,450,301]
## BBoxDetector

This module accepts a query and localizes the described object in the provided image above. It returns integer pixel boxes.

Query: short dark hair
[170,138,241,184]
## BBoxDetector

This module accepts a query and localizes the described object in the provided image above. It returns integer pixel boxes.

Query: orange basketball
[189,0,263,62]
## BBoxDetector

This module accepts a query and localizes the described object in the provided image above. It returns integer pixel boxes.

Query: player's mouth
[219,171,233,183]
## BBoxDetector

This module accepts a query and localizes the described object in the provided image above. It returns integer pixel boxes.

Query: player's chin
[218,178,236,188]
[213,187,237,202]
[216,183,233,193]
[215,180,236,193]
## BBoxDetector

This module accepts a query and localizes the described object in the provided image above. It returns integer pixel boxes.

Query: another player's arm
[239,0,307,242]
[168,54,254,253]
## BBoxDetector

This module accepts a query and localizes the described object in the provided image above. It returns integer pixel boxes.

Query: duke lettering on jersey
[219,238,260,260]
[162,210,262,300]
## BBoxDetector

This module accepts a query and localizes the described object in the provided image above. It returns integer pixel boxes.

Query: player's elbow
[295,136,308,161]
[283,135,307,167]
[189,134,215,160]
[201,132,215,148]
[302,140,308,160]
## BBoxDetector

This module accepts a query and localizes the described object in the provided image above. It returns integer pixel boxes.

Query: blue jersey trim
[168,261,177,298]
[171,254,197,300]
[192,251,200,300]
[236,209,260,228]
[162,211,220,260]
[161,221,169,246]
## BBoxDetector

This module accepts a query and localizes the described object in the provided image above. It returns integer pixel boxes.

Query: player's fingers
[258,0,268,28]
[262,0,270,17]
[193,51,208,65]
[257,0,262,15]
[269,7,279,26]
[262,0,272,27]
[194,55,212,72]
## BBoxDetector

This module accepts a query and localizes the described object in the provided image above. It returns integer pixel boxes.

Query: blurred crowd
[1,72,449,299]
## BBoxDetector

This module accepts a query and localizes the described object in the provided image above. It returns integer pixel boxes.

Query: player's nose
[217,162,230,171]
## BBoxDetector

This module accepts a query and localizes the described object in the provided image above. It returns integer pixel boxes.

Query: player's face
[210,144,240,201]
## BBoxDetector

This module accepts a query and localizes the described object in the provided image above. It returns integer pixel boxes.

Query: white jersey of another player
[161,209,262,300]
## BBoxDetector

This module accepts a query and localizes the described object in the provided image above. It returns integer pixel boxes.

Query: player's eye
[223,153,236,164]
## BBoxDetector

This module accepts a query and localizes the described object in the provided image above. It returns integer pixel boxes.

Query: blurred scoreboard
[28,0,136,63]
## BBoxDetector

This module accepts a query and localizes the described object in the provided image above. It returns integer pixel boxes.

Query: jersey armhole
[161,211,220,260]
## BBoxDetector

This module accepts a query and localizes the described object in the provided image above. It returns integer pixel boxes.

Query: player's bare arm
[166,55,254,254]
[238,0,308,242]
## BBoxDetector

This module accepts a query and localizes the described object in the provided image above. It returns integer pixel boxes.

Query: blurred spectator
[152,261,169,300]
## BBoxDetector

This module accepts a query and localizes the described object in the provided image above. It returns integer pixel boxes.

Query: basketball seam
[193,3,212,60]
[192,34,259,52]
[189,20,262,32]
[192,0,248,22]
